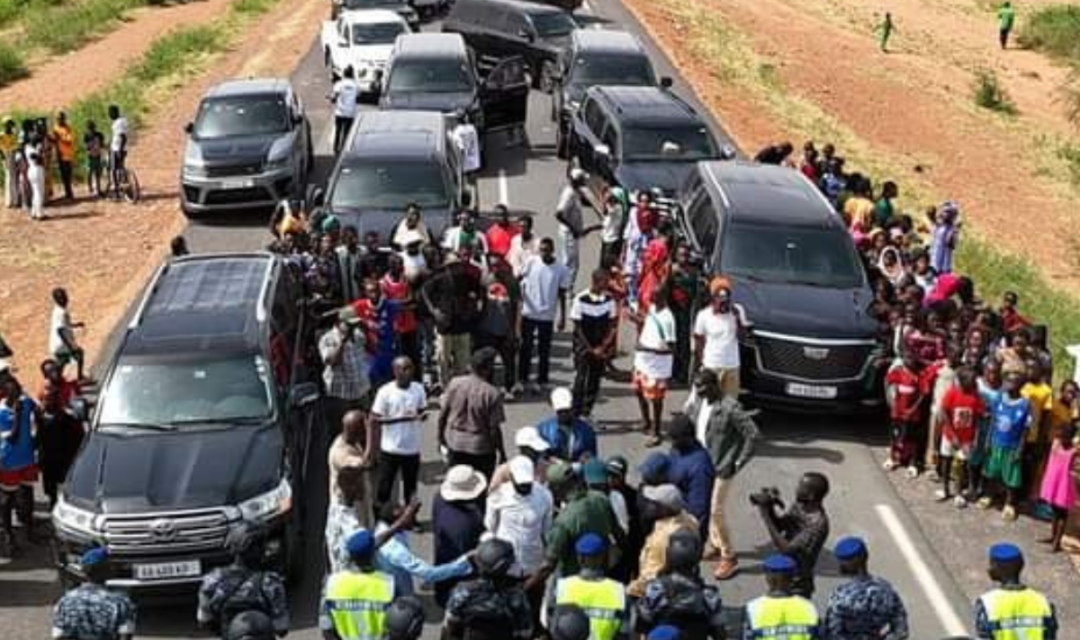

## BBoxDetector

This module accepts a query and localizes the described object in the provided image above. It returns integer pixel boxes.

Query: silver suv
[180,78,312,218]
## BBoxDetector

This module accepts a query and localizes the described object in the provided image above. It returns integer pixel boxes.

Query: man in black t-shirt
[422,252,484,389]
[568,269,617,418]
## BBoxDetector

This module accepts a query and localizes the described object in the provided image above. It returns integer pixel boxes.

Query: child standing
[970,362,1004,502]
[980,371,1032,521]
[885,351,927,476]
[1038,423,1078,552]
[927,345,961,478]
[936,366,985,507]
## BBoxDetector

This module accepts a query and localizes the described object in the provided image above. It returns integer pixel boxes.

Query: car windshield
[352,21,406,45]
[530,11,577,38]
[331,158,450,209]
[387,59,473,93]
[720,222,866,289]
[622,125,716,161]
[193,95,290,139]
[571,54,654,86]
[98,356,273,427]
[342,0,404,8]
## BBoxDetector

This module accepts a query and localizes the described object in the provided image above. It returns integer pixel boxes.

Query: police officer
[823,537,908,640]
[386,595,425,640]
[226,611,277,640]
[635,529,726,640]
[550,605,593,640]
[743,554,821,640]
[320,530,396,640]
[197,520,290,638]
[555,533,629,640]
[52,548,137,640]
[974,543,1057,640]
[444,538,533,640]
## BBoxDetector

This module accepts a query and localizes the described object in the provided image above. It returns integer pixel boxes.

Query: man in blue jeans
[518,237,571,394]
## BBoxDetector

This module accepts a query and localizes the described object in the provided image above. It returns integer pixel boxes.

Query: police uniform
[555,534,629,640]
[51,549,137,640]
[320,530,396,640]
[823,537,908,640]
[974,544,1057,640]
[197,566,290,636]
[743,554,821,640]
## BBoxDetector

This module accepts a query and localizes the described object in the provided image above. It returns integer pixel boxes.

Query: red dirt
[0,0,326,376]
[0,0,237,112]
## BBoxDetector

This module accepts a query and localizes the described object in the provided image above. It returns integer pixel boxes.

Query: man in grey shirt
[438,347,507,480]
[555,168,601,287]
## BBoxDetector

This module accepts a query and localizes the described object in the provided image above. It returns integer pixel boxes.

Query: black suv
[53,253,319,591]
[553,28,665,158]
[566,85,719,202]
[675,161,885,410]
[442,0,578,90]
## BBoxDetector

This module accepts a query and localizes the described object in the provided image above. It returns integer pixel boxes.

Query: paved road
[0,0,979,637]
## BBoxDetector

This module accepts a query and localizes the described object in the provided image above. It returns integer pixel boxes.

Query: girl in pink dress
[1039,422,1078,552]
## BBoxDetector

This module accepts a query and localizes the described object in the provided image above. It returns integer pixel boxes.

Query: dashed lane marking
[498,168,509,206]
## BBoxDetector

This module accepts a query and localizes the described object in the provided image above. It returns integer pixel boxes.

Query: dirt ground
[0,0,237,112]
[0,0,326,377]
[621,0,1080,292]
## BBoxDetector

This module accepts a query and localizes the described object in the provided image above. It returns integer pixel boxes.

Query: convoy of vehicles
[321,9,410,88]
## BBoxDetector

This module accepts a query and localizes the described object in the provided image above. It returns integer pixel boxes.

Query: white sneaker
[883,459,898,471]
[954,495,968,508]
[934,489,949,501]
[906,465,920,478]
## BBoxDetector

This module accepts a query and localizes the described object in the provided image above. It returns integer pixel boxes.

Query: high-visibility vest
[555,575,626,640]
[745,594,820,640]
[322,569,395,640]
[978,587,1054,640]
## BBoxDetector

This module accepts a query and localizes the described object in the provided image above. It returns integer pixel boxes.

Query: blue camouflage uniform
[823,576,909,640]
[51,583,137,640]
[197,565,290,636]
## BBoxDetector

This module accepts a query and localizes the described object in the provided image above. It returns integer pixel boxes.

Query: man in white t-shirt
[372,356,427,508]
[49,287,86,381]
[330,66,360,154]
[450,111,481,177]
[693,284,744,398]
[635,288,677,447]
[107,104,128,200]
[518,238,571,393]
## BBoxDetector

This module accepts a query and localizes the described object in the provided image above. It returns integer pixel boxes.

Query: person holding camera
[750,472,831,597]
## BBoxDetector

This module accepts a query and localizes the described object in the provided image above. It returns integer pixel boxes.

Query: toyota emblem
[803,346,830,361]
[149,518,177,541]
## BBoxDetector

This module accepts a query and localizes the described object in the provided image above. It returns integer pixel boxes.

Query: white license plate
[785,383,838,399]
[220,179,254,190]
[134,560,201,581]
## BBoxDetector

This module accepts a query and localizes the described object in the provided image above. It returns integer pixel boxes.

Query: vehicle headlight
[183,162,208,179]
[238,478,292,522]
[53,496,101,536]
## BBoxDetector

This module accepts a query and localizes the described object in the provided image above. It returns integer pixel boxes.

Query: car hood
[64,425,283,513]
[341,44,393,65]
[729,275,878,339]
[615,161,698,195]
[380,91,474,113]
[329,205,452,240]
[191,133,281,165]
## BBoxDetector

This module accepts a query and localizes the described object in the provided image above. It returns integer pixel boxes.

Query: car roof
[459,0,565,14]
[588,86,700,126]
[125,254,274,355]
[699,161,840,228]
[347,110,446,157]
[205,78,290,98]
[337,8,407,23]
[393,32,466,56]
[571,28,644,54]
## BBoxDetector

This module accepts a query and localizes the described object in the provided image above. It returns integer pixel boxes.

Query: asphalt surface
[0,0,987,637]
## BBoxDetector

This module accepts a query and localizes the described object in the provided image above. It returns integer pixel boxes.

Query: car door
[480,56,529,132]
[571,97,607,174]
[589,121,618,199]
[473,5,507,73]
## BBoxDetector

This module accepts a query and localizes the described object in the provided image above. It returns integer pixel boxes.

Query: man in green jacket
[998,2,1016,49]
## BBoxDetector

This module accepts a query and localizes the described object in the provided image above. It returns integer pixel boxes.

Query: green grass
[232,0,276,15]
[0,41,29,86]
[973,68,1018,114]
[23,0,144,54]
[1058,142,1080,185]
[131,24,224,81]
[0,0,65,29]
[1017,4,1080,60]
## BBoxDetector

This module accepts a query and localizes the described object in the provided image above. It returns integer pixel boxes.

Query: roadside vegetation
[0,41,29,85]
[972,68,1017,114]
[645,0,1080,374]
[1017,4,1080,60]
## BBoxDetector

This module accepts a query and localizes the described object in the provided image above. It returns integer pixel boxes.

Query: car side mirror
[69,397,90,423]
[307,185,325,208]
[517,29,534,43]
[660,76,673,89]
[184,122,194,134]
[595,144,611,159]
[461,187,474,209]
[289,382,320,409]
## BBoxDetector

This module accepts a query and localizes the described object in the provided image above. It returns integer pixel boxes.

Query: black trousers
[58,160,74,199]
[518,318,553,384]
[376,451,420,508]
[333,116,354,154]
[447,449,496,483]
[572,351,605,415]
[474,332,515,391]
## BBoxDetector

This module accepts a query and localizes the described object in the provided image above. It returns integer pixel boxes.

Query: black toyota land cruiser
[53,253,319,590]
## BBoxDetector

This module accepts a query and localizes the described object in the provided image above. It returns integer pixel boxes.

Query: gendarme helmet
[225,520,267,558]
[665,528,702,572]
[550,604,591,640]
[474,538,515,577]
[386,595,425,640]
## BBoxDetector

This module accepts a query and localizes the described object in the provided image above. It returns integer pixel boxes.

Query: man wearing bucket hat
[433,465,488,607]
[52,548,137,640]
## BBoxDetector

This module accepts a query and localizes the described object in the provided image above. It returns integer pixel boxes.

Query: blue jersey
[0,395,37,471]
[990,396,1031,449]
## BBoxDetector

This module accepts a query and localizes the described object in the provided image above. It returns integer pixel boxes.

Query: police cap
[834,536,868,561]
[647,625,681,640]
[574,533,607,557]
[763,554,797,574]
[989,543,1023,564]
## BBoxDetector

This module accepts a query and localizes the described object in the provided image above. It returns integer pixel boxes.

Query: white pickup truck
[321,9,410,92]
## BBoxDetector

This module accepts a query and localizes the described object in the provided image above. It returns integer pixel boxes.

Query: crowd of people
[0,105,130,220]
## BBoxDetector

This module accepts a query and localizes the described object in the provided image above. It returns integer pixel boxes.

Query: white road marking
[875,504,968,637]
[498,169,509,206]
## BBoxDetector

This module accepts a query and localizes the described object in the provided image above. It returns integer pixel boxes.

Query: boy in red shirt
[885,351,927,475]
[936,366,985,507]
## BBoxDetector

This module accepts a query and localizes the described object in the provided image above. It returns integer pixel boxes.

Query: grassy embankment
[646,0,1080,373]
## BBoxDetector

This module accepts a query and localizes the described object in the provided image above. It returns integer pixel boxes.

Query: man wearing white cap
[538,387,598,463]
[485,455,554,630]
[489,426,552,492]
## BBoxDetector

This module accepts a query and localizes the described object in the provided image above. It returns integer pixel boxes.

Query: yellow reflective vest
[745,594,820,640]
[555,574,626,640]
[978,587,1054,640]
[321,569,395,640]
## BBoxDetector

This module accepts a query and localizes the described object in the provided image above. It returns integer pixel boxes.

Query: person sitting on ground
[52,548,136,640]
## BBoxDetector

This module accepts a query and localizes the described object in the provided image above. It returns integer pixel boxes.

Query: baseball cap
[550,387,573,412]
[514,426,550,453]
[546,461,576,486]
[582,458,607,486]
[509,455,534,484]
[642,484,685,511]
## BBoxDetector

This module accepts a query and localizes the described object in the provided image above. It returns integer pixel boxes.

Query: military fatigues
[197,566,290,637]
[445,577,533,640]
[51,583,137,640]
[823,575,908,640]
[636,573,725,640]
[974,585,1057,640]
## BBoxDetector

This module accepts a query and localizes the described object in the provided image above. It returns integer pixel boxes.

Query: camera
[749,487,782,508]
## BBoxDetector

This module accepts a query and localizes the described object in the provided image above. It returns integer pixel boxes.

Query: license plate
[220,179,254,190]
[134,560,201,581]
[785,383,838,399]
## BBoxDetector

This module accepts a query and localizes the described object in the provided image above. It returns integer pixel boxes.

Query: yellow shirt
[844,196,875,230]
[0,132,17,156]
[1021,382,1054,444]
[628,510,699,597]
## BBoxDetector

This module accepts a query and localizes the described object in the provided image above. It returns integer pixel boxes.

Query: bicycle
[107,155,141,204]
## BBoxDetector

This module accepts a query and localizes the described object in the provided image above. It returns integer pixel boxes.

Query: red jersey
[886,366,925,422]
[485,223,519,259]
[940,386,985,446]
[380,275,417,334]
[350,298,380,354]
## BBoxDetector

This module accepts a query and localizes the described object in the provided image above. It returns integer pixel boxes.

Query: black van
[379,32,528,134]
[443,0,578,90]
[53,253,319,591]
[675,161,886,410]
